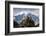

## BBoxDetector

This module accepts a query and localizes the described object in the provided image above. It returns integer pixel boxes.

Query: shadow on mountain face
[13,16,39,28]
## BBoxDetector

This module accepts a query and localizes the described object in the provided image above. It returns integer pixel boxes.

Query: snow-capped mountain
[15,13,39,24]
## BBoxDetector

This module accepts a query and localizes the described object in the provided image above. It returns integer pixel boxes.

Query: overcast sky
[13,8,39,17]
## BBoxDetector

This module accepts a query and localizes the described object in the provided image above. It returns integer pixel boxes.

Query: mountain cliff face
[15,13,39,24]
[20,16,35,27]
[14,13,39,27]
